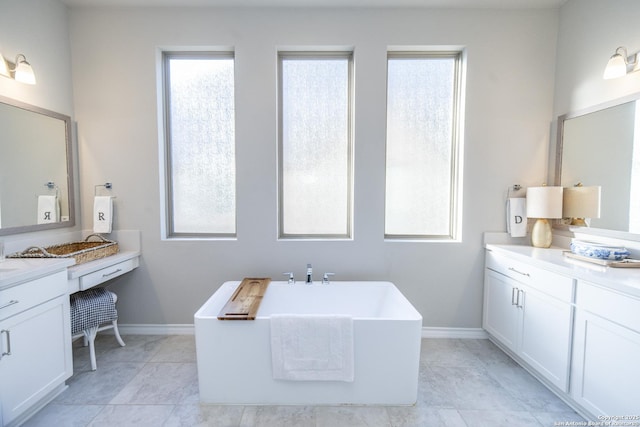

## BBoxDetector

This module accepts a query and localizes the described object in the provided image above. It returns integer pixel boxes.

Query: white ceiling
[61,0,568,8]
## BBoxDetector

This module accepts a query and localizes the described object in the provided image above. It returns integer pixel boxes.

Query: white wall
[0,0,73,115]
[0,0,79,241]
[67,6,558,327]
[550,0,640,230]
[2,0,634,329]
[554,0,640,117]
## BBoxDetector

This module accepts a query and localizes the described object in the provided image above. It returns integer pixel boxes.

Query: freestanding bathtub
[194,281,422,405]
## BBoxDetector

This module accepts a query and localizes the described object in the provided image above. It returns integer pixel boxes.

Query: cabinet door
[571,310,640,416]
[483,269,519,352]
[0,296,72,426]
[519,285,572,392]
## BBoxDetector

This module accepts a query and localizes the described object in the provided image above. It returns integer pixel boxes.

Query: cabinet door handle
[102,268,122,278]
[0,299,19,310]
[517,289,525,308]
[511,287,519,305]
[1,329,11,358]
[508,267,530,277]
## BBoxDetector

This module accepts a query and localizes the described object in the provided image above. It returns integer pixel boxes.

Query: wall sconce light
[0,52,36,85]
[526,186,563,248]
[563,183,601,226]
[603,46,639,79]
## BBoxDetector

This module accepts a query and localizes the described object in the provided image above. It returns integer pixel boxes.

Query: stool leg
[108,292,125,347]
[112,320,126,347]
[83,326,99,371]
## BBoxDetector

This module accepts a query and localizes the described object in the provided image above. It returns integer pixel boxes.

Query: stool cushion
[70,288,118,335]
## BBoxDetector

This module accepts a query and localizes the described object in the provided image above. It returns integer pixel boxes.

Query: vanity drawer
[486,251,573,302]
[0,270,67,321]
[576,280,640,332]
[79,258,136,291]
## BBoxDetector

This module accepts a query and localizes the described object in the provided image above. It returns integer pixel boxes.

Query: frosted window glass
[167,55,236,235]
[385,55,458,237]
[280,56,351,237]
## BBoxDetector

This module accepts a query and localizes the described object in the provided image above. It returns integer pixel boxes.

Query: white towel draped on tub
[93,196,113,233]
[37,195,59,224]
[270,314,354,382]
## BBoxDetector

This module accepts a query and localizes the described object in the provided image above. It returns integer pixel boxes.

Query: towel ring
[507,184,522,199]
[44,182,59,197]
[94,182,116,198]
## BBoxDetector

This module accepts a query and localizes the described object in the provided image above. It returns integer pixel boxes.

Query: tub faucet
[322,273,335,285]
[306,263,313,284]
[282,272,295,285]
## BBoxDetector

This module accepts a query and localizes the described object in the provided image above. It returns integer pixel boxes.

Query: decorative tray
[563,251,640,268]
[9,234,118,265]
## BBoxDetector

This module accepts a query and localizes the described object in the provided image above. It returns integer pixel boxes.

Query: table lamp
[563,185,601,226]
[526,186,563,248]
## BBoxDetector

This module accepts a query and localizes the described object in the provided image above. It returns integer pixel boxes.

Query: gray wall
[68,6,559,327]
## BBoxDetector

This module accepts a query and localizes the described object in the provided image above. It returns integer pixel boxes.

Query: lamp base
[569,217,588,226]
[531,218,553,248]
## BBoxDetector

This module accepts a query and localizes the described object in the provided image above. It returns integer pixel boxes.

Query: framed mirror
[0,95,75,236]
[555,93,640,235]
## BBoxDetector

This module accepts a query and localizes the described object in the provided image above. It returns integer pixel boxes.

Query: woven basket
[10,234,118,265]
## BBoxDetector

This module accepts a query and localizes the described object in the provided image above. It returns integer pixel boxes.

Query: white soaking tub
[194,281,423,405]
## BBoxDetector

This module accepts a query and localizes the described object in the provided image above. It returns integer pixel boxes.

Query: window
[278,52,353,238]
[385,51,463,240]
[162,52,236,237]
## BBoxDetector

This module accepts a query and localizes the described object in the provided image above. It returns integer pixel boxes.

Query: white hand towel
[506,198,527,237]
[93,196,113,233]
[270,314,354,382]
[37,195,59,224]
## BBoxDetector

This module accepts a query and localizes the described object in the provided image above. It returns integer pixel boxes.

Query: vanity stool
[70,287,125,371]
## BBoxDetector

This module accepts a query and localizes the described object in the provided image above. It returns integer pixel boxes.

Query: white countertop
[0,258,75,291]
[486,244,640,298]
[2,230,141,293]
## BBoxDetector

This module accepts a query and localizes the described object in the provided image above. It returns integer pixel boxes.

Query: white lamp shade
[526,186,563,219]
[603,53,627,79]
[14,60,36,85]
[563,186,601,219]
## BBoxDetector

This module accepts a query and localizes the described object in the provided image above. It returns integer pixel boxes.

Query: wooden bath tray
[217,278,271,320]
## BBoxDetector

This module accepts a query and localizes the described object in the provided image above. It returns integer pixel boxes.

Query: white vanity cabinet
[484,249,574,392]
[570,280,640,416]
[0,263,73,427]
[484,242,640,421]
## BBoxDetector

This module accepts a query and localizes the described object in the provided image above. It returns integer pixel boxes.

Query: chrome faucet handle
[306,263,313,284]
[322,272,335,285]
[282,272,295,285]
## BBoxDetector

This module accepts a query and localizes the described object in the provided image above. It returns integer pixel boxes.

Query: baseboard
[117,323,487,339]
[117,324,195,335]
[421,327,488,339]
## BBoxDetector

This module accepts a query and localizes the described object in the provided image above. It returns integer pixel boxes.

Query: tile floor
[23,335,586,426]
